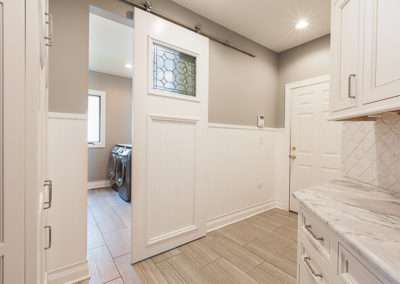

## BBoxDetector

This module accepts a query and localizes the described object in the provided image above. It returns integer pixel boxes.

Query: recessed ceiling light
[295,20,309,29]
[125,63,133,69]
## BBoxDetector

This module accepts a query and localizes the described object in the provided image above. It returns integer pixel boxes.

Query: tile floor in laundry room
[87,187,298,284]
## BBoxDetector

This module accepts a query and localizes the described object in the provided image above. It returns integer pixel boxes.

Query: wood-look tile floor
[88,188,298,284]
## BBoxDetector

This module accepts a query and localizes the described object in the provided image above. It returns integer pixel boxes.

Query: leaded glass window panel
[152,43,196,97]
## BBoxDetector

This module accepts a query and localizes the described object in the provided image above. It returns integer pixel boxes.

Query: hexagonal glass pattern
[152,43,196,97]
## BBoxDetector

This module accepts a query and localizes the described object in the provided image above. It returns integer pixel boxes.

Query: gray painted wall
[277,35,331,127]
[49,0,89,114]
[49,0,279,127]
[88,71,132,182]
[209,41,278,126]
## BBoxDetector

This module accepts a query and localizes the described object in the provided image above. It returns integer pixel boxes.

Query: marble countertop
[293,177,400,283]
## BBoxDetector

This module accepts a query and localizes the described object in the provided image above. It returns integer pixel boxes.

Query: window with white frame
[88,89,106,148]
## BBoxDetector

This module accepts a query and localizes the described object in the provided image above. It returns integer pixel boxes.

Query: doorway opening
[87,5,210,269]
[86,6,133,280]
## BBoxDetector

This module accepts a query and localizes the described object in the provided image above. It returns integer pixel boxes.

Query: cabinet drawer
[338,244,382,284]
[301,211,333,264]
[299,240,330,284]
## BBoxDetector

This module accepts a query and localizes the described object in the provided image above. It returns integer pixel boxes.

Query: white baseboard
[88,180,111,190]
[275,200,289,211]
[206,200,277,232]
[47,259,90,284]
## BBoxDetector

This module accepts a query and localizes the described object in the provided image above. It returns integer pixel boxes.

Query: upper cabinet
[330,0,363,112]
[330,0,400,120]
[363,0,400,103]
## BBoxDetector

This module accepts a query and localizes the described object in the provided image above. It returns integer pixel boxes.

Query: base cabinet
[297,208,388,284]
[337,245,382,284]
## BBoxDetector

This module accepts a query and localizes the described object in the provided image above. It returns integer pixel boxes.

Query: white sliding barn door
[0,0,26,282]
[131,8,209,263]
[288,77,342,212]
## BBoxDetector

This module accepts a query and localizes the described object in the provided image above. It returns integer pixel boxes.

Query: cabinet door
[330,0,363,112]
[338,244,382,284]
[363,0,400,104]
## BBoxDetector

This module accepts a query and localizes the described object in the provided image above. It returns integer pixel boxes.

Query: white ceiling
[89,12,133,78]
[171,0,330,52]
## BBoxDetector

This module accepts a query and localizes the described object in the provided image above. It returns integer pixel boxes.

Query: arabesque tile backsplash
[342,112,400,195]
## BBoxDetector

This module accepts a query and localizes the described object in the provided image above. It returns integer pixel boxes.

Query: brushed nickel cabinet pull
[304,256,323,278]
[305,224,324,241]
[44,180,52,209]
[45,12,54,46]
[348,74,356,99]
[45,225,52,250]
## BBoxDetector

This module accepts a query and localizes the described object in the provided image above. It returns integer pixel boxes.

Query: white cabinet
[363,0,400,104]
[330,0,363,112]
[338,245,382,284]
[330,0,400,120]
[297,207,388,284]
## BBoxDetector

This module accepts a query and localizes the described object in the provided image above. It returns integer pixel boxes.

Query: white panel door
[289,78,342,212]
[330,0,363,111]
[1,0,26,282]
[363,0,400,104]
[131,8,209,263]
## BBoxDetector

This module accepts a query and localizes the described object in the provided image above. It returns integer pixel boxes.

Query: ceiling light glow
[125,63,133,69]
[295,20,309,29]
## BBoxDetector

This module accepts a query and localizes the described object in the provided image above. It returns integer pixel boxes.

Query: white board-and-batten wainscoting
[47,112,90,284]
[206,123,286,231]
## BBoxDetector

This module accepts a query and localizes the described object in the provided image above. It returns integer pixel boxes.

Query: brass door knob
[290,154,296,160]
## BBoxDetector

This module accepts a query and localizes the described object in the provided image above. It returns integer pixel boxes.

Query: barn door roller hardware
[122,0,256,57]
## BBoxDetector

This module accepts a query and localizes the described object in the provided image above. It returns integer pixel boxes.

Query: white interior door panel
[289,78,342,212]
[131,8,209,263]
